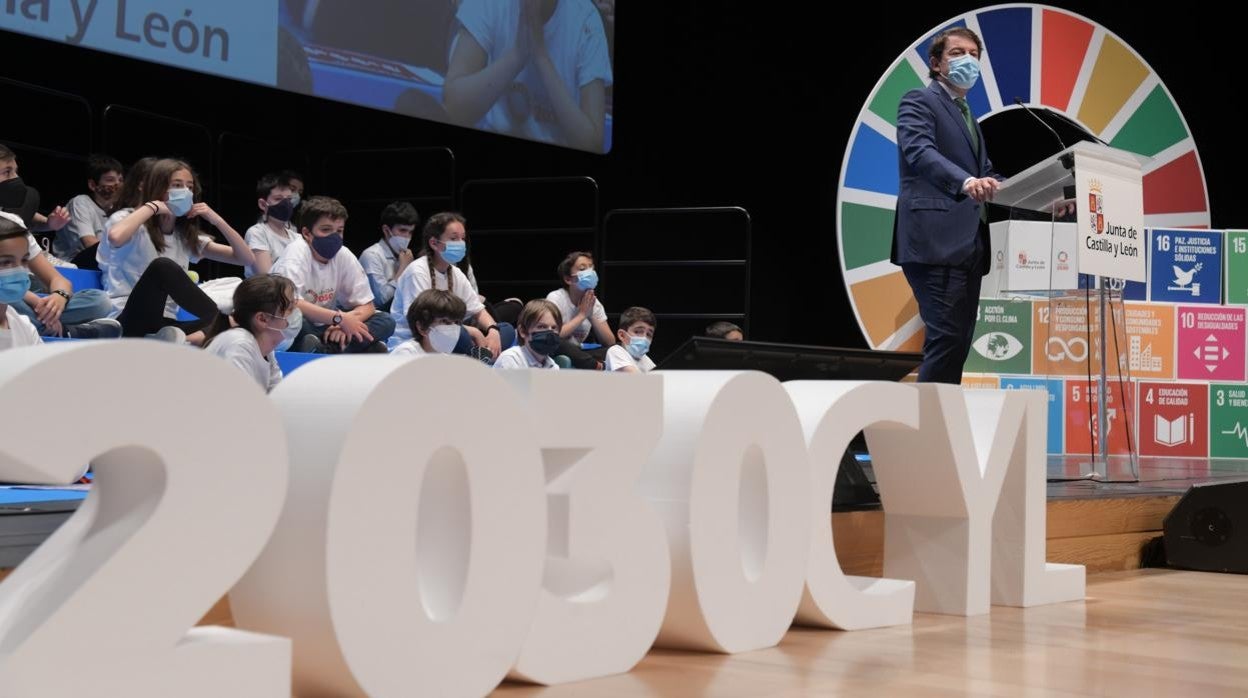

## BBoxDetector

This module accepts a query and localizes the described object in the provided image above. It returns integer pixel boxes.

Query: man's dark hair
[928,28,983,79]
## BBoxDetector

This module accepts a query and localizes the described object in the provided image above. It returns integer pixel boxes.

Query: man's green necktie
[956,98,979,155]
[957,97,988,223]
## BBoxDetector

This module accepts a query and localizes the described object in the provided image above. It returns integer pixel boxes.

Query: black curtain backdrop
[2,1,1242,349]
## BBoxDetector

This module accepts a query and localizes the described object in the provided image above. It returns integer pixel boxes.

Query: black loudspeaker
[1163,481,1248,574]
[834,445,880,512]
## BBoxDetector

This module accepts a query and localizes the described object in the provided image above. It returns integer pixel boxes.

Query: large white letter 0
[641,371,810,653]
[498,370,669,685]
[785,380,917,630]
[0,342,291,698]
[229,355,547,698]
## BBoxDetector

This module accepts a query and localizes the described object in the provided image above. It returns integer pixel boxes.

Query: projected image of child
[443,0,613,152]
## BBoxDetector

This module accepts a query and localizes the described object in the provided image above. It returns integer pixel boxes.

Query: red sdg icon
[1138,382,1209,457]
[1064,379,1134,455]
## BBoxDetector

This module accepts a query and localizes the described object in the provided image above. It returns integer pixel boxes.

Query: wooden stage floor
[494,569,1248,697]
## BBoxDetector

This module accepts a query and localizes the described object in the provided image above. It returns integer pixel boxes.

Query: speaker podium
[993,141,1150,480]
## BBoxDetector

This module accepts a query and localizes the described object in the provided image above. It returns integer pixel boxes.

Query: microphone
[1044,107,1112,147]
[1014,97,1067,151]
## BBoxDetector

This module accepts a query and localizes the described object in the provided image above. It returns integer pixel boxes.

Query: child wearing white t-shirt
[390,212,514,357]
[604,306,656,373]
[243,173,299,277]
[99,158,255,344]
[392,289,467,358]
[546,249,614,369]
[494,299,562,370]
[202,274,297,392]
[0,216,42,350]
[271,196,395,353]
[55,154,123,264]
[359,201,419,312]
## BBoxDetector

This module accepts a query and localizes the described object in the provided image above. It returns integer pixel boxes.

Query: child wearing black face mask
[245,173,299,277]
[56,154,124,267]
[271,196,395,354]
[493,299,563,370]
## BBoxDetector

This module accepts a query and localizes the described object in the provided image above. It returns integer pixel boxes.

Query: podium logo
[1088,180,1105,234]
[1056,250,1071,272]
[972,332,1023,361]
[1154,414,1194,447]
[1015,251,1045,271]
[1168,263,1204,296]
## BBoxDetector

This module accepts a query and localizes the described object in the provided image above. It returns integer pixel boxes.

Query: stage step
[833,494,1182,577]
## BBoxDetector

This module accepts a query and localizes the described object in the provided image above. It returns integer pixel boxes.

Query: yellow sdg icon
[837,4,1210,350]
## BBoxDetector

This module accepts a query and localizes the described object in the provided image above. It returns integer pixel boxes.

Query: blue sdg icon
[1148,229,1223,304]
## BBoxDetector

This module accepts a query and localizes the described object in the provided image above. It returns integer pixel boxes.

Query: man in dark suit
[892,27,1001,384]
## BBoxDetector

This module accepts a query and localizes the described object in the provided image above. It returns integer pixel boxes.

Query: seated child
[392,289,467,357]
[493,299,563,370]
[271,196,396,353]
[705,320,744,341]
[202,274,298,392]
[359,201,419,312]
[0,213,41,349]
[605,306,656,373]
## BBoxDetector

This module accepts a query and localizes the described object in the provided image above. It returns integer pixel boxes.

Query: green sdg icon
[965,301,1033,374]
[1210,384,1248,458]
[1227,231,1248,305]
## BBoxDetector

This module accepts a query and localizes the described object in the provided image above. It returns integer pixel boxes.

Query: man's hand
[1048,198,1077,219]
[964,177,1000,203]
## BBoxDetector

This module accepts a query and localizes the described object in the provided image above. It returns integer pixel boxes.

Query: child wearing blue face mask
[359,201,419,312]
[546,250,615,370]
[99,158,255,344]
[202,274,297,392]
[390,211,514,358]
[605,306,656,373]
[0,213,42,349]
[493,299,562,370]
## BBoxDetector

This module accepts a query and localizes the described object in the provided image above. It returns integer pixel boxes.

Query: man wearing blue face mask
[891,27,1000,384]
